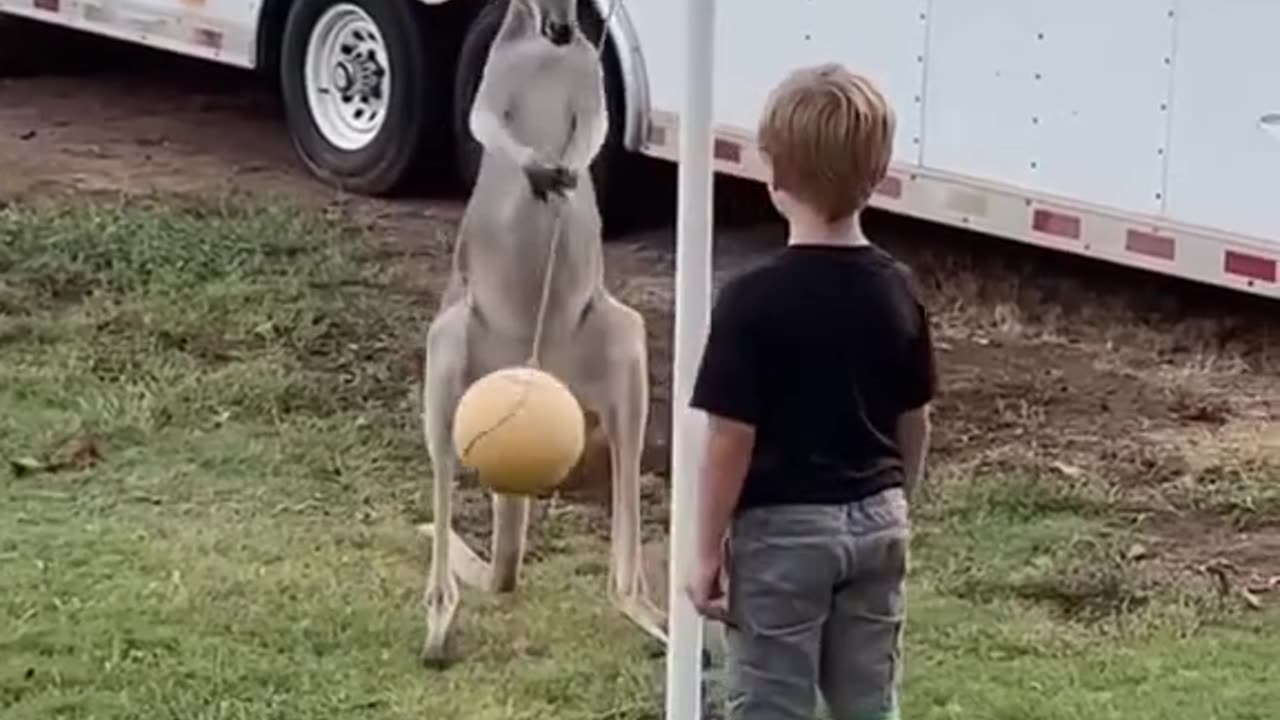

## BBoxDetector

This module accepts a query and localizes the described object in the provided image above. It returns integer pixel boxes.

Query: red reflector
[876,176,903,199]
[33,0,58,10]
[1031,209,1081,240]
[194,28,223,50]
[1125,229,1175,261]
[1224,251,1277,283]
[713,138,741,163]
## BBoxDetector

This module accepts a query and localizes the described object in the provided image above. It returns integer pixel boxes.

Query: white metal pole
[666,0,716,718]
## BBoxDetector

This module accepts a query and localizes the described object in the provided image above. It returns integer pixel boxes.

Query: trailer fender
[575,0,651,152]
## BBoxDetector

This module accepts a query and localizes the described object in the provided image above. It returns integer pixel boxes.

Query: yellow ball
[451,366,586,496]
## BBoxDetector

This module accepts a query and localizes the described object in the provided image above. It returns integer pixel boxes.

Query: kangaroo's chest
[500,49,583,153]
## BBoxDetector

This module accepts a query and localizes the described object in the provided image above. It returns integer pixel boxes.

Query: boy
[684,64,937,720]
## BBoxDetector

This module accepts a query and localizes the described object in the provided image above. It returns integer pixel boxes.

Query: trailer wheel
[279,0,443,195]
[451,0,625,221]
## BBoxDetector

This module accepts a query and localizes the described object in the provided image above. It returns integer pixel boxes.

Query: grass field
[2,199,1277,720]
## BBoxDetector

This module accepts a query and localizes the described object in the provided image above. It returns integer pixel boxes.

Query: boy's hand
[685,551,730,624]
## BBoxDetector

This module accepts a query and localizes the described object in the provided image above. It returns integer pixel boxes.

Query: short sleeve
[896,300,938,412]
[689,281,761,425]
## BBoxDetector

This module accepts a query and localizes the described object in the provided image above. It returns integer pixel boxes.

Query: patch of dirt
[3,35,1280,587]
[931,335,1182,462]
[1137,512,1280,586]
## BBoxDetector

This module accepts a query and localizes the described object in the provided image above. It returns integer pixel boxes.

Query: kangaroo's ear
[498,0,538,44]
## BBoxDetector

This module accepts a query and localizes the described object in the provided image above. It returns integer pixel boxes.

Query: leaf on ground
[10,456,46,476]
[48,432,104,471]
[1125,542,1149,561]
[9,433,103,477]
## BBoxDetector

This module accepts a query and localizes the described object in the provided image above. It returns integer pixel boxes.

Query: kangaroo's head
[517,0,579,47]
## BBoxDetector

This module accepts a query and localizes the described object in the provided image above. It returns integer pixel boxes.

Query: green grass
[2,199,1277,719]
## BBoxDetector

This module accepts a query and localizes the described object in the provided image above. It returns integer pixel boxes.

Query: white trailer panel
[1164,0,1280,242]
[0,0,255,67]
[922,0,1176,215]
[627,0,929,167]
[635,1,1279,300]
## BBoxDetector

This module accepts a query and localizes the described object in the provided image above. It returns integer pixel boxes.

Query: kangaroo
[419,0,664,666]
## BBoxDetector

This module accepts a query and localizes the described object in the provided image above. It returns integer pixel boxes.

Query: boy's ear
[757,150,773,181]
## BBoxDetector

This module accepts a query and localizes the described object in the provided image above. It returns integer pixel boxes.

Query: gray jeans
[724,487,909,720]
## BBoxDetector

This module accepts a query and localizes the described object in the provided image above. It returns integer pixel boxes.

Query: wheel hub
[303,4,393,151]
[333,49,383,98]
[333,61,354,94]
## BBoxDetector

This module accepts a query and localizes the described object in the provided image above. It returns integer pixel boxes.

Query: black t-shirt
[689,243,937,510]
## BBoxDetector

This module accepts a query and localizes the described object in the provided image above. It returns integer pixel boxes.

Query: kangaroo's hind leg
[420,300,491,667]
[488,491,532,593]
[574,295,667,646]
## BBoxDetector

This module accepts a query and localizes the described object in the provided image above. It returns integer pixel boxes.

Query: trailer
[1,0,1276,300]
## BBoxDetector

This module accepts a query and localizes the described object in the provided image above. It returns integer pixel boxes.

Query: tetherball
[451,366,586,495]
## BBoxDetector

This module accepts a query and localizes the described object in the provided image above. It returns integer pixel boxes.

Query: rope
[525,0,622,368]
[527,209,565,366]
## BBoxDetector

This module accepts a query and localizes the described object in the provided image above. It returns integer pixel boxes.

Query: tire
[451,0,627,226]
[279,0,445,196]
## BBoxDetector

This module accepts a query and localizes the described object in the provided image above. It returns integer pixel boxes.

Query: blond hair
[757,63,896,222]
